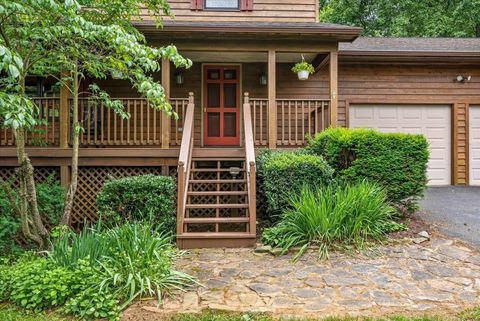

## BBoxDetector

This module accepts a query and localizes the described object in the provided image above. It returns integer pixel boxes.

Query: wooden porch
[0,46,339,247]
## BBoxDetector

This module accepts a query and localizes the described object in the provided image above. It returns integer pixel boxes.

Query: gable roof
[340,37,480,57]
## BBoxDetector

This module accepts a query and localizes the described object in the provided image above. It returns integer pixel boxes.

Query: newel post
[244,92,250,104]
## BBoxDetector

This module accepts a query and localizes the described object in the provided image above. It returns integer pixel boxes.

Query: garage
[349,104,452,186]
[470,105,480,186]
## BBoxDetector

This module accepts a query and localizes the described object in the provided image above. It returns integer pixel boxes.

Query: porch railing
[0,97,61,147]
[249,98,330,147]
[243,93,256,236]
[77,97,189,147]
[176,92,195,237]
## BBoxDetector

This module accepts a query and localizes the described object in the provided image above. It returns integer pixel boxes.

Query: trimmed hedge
[306,128,429,209]
[260,150,334,220]
[96,174,176,233]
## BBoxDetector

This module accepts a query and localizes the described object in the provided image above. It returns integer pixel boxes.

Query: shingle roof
[340,37,480,55]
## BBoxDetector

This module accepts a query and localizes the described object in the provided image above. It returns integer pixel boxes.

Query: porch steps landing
[176,151,256,249]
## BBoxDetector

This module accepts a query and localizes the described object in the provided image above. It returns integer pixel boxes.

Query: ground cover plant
[0,222,196,321]
[306,128,429,211]
[262,180,401,259]
[96,174,176,233]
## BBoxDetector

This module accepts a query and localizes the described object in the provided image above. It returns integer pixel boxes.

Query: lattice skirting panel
[71,166,176,226]
[0,165,177,228]
[0,166,60,187]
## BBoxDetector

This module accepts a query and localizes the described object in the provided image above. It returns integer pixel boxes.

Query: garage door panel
[350,104,451,186]
[469,105,480,185]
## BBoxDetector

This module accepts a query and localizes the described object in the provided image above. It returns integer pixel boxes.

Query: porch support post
[161,58,171,149]
[59,73,70,148]
[329,48,339,127]
[268,50,277,148]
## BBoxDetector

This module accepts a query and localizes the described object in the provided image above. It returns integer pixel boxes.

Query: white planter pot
[297,70,310,80]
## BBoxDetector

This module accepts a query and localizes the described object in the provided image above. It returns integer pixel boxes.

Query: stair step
[193,148,245,158]
[188,191,248,196]
[183,217,250,224]
[186,203,249,209]
[191,168,245,172]
[189,179,247,184]
[178,232,256,239]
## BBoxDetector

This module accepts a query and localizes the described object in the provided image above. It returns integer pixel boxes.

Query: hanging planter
[291,56,315,81]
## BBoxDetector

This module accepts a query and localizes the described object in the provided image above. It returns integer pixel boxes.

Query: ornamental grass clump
[262,180,399,259]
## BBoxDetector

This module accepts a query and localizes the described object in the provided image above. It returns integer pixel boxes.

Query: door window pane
[207,83,220,107]
[224,69,237,80]
[207,69,220,80]
[208,113,220,137]
[205,0,239,9]
[224,83,236,108]
[224,113,236,137]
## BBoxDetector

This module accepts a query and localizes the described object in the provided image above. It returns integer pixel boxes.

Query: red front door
[203,65,240,146]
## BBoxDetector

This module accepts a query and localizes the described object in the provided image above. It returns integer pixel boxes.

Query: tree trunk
[12,77,48,248]
[60,69,79,226]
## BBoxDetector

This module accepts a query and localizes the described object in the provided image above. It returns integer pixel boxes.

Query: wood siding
[140,0,317,23]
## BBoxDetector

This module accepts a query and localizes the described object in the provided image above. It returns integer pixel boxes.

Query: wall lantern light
[175,70,185,85]
[111,70,123,80]
[455,75,472,83]
[259,71,267,86]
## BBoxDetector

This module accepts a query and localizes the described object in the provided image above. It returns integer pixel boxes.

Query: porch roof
[133,21,362,42]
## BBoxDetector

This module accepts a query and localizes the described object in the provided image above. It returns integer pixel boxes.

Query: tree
[319,0,480,37]
[0,0,191,247]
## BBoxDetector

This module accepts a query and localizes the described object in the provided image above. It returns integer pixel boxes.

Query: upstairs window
[205,0,239,10]
[191,0,253,11]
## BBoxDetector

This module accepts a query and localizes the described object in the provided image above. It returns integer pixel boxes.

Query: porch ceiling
[181,51,317,63]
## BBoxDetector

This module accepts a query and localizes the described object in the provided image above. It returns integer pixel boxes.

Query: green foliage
[98,223,196,307]
[262,181,396,259]
[261,150,334,220]
[319,0,480,37]
[2,222,196,320]
[96,174,176,232]
[306,128,429,210]
[7,258,75,311]
[291,61,315,74]
[0,305,67,321]
[0,175,65,253]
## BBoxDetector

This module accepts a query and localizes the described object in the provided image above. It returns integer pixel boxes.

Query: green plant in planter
[291,57,315,80]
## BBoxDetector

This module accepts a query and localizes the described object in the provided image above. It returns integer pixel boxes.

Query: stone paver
[123,236,480,319]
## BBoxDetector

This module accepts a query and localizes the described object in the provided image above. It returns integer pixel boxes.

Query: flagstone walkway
[123,236,480,320]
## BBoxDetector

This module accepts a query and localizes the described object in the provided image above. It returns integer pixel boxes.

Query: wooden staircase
[176,93,257,248]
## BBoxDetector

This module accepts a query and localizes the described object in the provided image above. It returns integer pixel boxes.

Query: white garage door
[350,104,451,186]
[470,105,480,185]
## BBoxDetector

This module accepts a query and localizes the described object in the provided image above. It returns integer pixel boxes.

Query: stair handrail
[243,92,257,236]
[177,92,195,237]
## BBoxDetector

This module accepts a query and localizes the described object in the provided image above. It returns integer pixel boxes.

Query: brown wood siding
[141,0,317,23]
[338,64,480,127]
[453,103,469,185]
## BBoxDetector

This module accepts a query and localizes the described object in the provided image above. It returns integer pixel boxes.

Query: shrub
[260,150,334,220]
[97,174,176,232]
[262,181,398,259]
[306,128,429,210]
[0,175,65,253]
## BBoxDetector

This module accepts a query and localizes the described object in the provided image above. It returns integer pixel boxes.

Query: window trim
[204,0,240,11]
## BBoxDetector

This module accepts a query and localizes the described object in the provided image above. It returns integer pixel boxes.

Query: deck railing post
[59,73,70,148]
[161,59,171,149]
[329,49,338,127]
[268,50,277,148]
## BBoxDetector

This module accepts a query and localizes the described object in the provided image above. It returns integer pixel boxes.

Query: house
[1,0,480,248]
